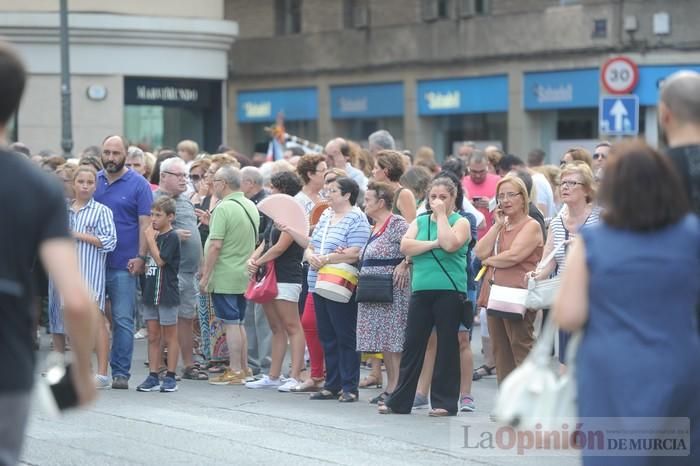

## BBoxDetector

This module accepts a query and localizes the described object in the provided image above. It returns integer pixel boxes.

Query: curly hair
[296,153,325,184]
[270,171,303,196]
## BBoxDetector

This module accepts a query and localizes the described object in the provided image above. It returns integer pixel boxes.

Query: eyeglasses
[212,178,224,183]
[324,177,337,184]
[190,174,202,182]
[163,171,187,179]
[560,180,584,188]
[496,192,522,201]
[593,153,606,160]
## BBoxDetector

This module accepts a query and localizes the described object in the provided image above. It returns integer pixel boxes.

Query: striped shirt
[550,205,601,276]
[307,207,370,291]
[70,198,117,310]
[48,198,117,330]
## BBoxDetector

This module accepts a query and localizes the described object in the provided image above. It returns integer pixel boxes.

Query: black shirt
[249,189,271,245]
[141,229,180,308]
[266,225,304,284]
[0,150,70,392]
[668,145,700,215]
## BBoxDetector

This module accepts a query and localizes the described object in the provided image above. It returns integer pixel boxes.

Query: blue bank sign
[238,88,318,122]
[330,82,403,119]
[523,69,599,110]
[417,75,508,115]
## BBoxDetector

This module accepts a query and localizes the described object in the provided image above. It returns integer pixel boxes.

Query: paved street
[22,327,581,465]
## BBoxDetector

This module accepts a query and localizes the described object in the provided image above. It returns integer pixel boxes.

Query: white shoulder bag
[524,240,566,309]
[493,317,582,430]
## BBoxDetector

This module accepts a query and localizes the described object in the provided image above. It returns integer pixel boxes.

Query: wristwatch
[138,255,148,262]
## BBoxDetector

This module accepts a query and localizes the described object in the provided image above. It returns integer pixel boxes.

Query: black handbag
[355,215,400,304]
[355,273,394,303]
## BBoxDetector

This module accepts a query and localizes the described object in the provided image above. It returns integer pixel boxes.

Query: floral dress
[356,215,410,353]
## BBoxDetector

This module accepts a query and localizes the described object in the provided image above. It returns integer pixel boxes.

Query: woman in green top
[379,177,471,416]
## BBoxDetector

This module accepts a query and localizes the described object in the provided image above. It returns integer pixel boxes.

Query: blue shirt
[307,207,371,292]
[94,169,153,270]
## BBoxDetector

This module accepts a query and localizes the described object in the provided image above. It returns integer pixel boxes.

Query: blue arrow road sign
[599,95,639,136]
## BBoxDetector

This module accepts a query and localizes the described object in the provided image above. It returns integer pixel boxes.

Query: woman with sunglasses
[530,162,600,363]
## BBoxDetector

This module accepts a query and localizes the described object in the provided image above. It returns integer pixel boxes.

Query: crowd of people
[3,40,700,464]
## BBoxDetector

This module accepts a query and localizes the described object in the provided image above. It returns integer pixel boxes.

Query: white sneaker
[245,375,282,389]
[95,374,111,390]
[134,328,148,340]
[278,378,299,392]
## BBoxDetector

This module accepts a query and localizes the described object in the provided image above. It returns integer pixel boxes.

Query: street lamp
[59,0,73,157]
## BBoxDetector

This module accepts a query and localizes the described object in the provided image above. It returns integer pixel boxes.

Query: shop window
[556,109,598,140]
[276,0,302,35]
[433,112,507,161]
[344,0,369,29]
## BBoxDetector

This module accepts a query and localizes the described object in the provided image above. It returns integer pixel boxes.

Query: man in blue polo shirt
[95,135,153,389]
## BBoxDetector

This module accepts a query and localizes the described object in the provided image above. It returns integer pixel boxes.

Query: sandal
[359,374,382,389]
[378,405,395,414]
[290,378,323,393]
[338,392,358,403]
[429,408,455,417]
[208,364,226,374]
[472,365,496,381]
[182,365,208,381]
[309,389,340,400]
[369,391,390,405]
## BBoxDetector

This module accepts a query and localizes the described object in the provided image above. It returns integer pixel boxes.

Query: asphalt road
[21,326,582,465]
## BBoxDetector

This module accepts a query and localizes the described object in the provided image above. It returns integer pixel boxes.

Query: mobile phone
[35,360,79,418]
[488,198,498,212]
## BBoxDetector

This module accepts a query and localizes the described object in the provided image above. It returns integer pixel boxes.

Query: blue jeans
[313,293,360,394]
[106,268,137,378]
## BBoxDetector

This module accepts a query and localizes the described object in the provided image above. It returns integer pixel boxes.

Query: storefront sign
[238,88,318,122]
[635,65,700,105]
[523,69,599,110]
[331,83,403,119]
[124,77,214,108]
[417,76,508,115]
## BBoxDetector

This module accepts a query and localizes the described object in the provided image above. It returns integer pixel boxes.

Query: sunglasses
[593,153,606,160]
[190,174,202,182]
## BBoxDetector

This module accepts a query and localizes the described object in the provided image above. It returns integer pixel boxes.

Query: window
[275,0,302,35]
[343,0,369,29]
[458,0,490,18]
[423,0,451,21]
[592,18,607,38]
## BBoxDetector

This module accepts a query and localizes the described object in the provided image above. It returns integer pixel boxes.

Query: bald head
[660,71,700,125]
[324,137,348,169]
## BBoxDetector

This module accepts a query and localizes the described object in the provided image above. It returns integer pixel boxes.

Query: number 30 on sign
[601,56,639,95]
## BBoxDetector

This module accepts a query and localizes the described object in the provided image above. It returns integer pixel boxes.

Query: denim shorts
[142,304,178,326]
[211,293,247,325]
[276,283,302,303]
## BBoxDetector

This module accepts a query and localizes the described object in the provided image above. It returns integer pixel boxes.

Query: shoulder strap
[427,216,460,293]
[229,198,258,244]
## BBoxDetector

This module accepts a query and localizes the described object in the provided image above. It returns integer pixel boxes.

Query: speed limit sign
[601,56,639,94]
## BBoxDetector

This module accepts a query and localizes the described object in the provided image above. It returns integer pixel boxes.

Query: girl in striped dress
[50,166,117,388]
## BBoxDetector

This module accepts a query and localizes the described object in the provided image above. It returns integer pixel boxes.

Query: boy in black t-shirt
[137,197,181,393]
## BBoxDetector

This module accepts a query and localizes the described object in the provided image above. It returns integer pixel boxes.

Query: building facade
[227,0,700,162]
[1,0,237,154]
